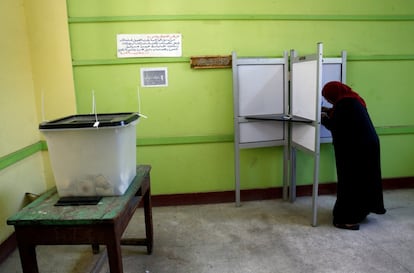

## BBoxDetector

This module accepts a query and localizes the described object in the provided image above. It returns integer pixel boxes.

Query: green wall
[66,0,414,194]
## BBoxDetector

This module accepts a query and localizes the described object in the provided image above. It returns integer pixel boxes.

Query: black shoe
[333,223,360,230]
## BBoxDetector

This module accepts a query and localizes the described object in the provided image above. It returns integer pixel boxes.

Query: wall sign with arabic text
[117,34,182,58]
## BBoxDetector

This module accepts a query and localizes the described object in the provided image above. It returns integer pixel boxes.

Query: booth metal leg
[289,148,297,203]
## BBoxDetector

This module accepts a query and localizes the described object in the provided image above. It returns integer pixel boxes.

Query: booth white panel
[292,123,316,152]
[322,63,342,86]
[291,60,318,121]
[320,63,343,139]
[238,65,285,116]
[239,121,284,143]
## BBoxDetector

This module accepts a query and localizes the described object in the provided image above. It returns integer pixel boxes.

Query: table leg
[17,243,39,273]
[143,184,153,254]
[92,243,100,254]
[106,238,123,273]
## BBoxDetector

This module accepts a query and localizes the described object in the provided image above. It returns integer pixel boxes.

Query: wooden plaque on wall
[190,55,232,69]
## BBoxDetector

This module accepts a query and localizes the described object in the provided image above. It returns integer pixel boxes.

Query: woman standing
[321,81,386,230]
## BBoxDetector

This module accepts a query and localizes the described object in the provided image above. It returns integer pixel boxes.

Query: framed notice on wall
[117,34,182,58]
[141,68,168,87]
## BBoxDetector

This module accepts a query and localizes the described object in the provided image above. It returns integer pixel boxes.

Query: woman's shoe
[333,223,360,230]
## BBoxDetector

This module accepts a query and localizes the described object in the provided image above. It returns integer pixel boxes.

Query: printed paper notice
[117,34,182,58]
[141,68,168,87]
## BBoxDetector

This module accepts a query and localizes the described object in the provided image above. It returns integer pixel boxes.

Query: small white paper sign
[141,68,168,87]
[117,34,182,58]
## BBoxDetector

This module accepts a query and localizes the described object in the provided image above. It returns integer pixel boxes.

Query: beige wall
[25,0,76,121]
[0,0,75,244]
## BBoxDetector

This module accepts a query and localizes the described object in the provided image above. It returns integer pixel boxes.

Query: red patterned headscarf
[322,81,366,109]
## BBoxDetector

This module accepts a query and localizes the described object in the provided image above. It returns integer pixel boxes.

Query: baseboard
[2,176,414,264]
[151,176,414,206]
[382,176,414,190]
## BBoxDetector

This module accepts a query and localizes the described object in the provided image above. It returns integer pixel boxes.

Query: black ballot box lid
[39,112,140,130]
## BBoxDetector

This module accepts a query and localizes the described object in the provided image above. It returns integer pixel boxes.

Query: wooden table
[7,165,153,273]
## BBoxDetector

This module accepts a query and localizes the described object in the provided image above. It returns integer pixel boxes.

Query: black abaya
[322,98,386,224]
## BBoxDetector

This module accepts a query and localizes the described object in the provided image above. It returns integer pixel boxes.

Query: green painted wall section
[68,21,414,60]
[64,0,414,194]
[66,0,414,16]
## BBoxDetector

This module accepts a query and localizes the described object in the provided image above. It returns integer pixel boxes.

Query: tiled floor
[1,189,413,273]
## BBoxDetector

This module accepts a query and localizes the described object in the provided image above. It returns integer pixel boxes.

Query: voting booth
[232,51,289,206]
[289,44,324,227]
[290,45,347,226]
[232,43,347,226]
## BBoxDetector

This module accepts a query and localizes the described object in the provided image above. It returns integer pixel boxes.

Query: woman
[321,81,386,230]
